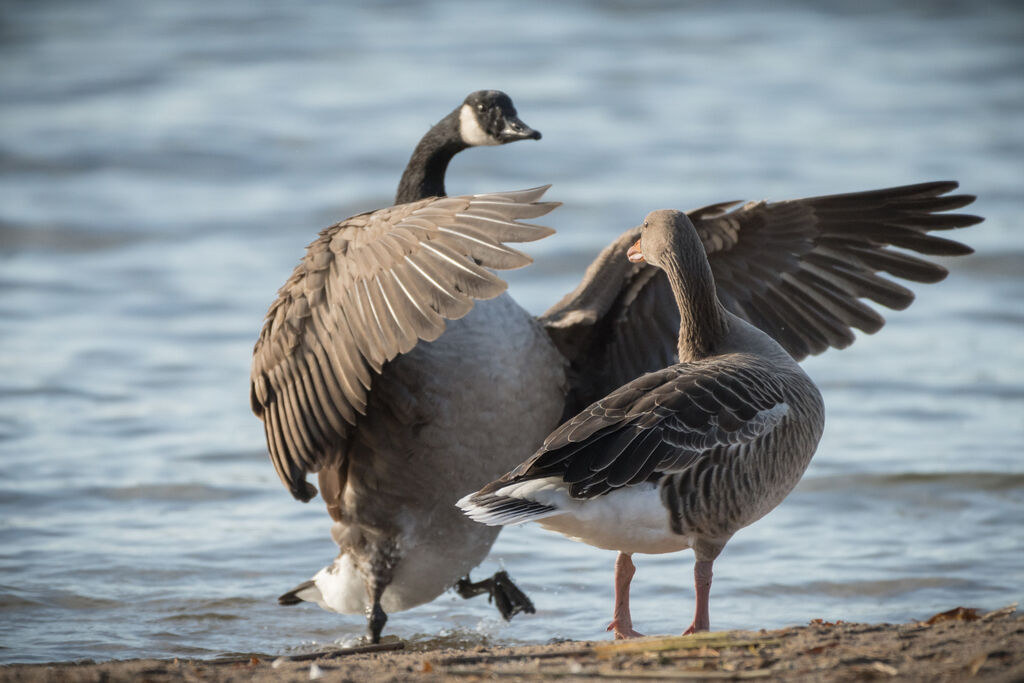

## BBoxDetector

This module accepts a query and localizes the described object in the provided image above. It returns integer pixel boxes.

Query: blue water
[2,0,1022,665]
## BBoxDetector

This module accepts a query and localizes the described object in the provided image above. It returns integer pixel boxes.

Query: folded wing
[460,356,790,525]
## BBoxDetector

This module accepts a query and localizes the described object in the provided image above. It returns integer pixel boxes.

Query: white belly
[310,521,501,614]
[499,478,693,556]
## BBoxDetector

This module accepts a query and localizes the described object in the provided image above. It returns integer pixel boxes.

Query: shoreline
[3,605,1020,682]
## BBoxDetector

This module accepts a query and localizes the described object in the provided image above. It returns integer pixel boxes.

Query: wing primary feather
[436,225,533,269]
[389,263,448,340]
[276,367,317,469]
[286,354,330,451]
[342,284,386,371]
[375,271,419,354]
[405,254,463,305]
[804,256,916,310]
[311,306,367,412]
[363,276,402,359]
[264,405,294,490]
[420,241,506,286]
[268,366,304,466]
[303,346,351,433]
[781,270,885,333]
[360,277,399,360]
[473,184,552,204]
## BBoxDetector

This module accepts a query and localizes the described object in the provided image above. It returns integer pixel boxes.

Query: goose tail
[457,480,564,526]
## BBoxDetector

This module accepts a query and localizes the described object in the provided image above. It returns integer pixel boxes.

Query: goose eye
[476,103,485,112]
[643,221,649,228]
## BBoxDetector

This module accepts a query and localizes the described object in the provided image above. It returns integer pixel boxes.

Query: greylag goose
[458,209,826,638]
[253,91,981,645]
[542,182,982,418]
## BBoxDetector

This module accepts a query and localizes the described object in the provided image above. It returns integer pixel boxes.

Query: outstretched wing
[699,180,979,356]
[541,181,981,416]
[251,187,559,501]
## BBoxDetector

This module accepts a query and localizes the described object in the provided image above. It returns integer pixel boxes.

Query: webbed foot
[455,570,535,620]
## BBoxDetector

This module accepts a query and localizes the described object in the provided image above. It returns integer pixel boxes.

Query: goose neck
[395,111,467,204]
[660,250,729,363]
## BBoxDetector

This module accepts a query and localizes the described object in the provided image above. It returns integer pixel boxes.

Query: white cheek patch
[459,104,500,146]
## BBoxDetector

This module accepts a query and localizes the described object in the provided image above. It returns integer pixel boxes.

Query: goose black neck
[395,110,468,204]
[660,241,730,363]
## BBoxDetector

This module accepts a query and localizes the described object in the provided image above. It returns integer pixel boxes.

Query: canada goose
[253,94,981,645]
[261,91,546,641]
[256,186,562,644]
[459,209,826,637]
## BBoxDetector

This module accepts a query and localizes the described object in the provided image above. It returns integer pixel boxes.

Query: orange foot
[607,620,645,639]
[682,621,709,636]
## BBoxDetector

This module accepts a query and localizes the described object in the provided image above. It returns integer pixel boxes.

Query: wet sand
[3,605,1019,682]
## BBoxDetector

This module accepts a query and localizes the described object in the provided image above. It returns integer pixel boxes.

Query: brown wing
[700,180,980,357]
[541,181,981,416]
[251,187,559,501]
[514,358,790,497]
[461,356,794,525]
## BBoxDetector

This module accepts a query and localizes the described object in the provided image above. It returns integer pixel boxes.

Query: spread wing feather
[251,188,559,501]
[541,181,981,416]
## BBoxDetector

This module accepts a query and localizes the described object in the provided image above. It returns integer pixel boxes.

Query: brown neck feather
[659,243,729,363]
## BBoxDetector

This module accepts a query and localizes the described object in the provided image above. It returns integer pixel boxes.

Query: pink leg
[683,559,713,635]
[606,552,644,639]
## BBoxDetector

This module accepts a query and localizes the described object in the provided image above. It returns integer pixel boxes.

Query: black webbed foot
[455,570,535,620]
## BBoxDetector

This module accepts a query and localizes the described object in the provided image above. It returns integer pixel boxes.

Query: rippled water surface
[2,0,1023,665]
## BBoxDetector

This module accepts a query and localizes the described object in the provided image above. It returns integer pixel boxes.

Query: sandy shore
[3,605,1020,682]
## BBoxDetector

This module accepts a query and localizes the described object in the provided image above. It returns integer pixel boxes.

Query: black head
[458,90,541,146]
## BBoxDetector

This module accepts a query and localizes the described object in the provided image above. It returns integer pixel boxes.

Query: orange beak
[627,238,645,263]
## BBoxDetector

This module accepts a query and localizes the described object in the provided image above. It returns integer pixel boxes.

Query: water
[2,0,1022,665]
